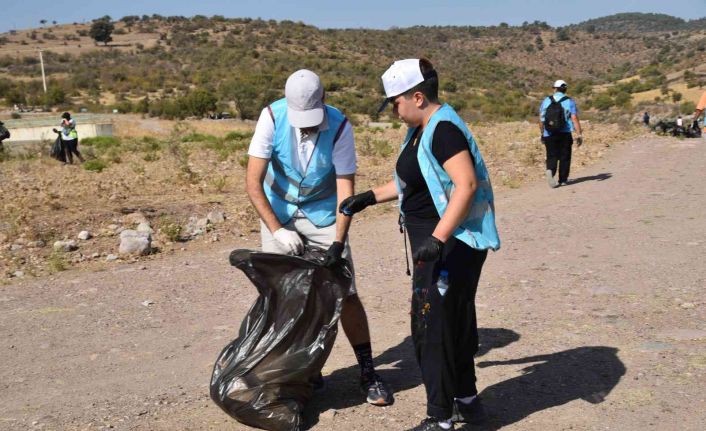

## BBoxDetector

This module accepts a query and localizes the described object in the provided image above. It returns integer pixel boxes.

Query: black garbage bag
[210,247,351,431]
[49,136,66,163]
[686,121,702,138]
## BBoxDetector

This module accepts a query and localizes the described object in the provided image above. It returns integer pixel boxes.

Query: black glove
[323,241,346,267]
[339,190,377,216]
[413,236,444,262]
[52,128,59,133]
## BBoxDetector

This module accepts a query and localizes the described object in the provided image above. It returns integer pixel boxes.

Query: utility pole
[39,50,47,93]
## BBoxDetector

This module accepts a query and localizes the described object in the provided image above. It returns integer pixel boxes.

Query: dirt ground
[1,133,705,431]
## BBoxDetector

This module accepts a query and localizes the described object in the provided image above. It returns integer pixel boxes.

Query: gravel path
[1,135,704,431]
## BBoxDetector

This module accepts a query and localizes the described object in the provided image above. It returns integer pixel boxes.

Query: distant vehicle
[207,112,233,120]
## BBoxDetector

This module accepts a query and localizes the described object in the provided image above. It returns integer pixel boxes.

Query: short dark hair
[61,112,71,120]
[401,58,439,103]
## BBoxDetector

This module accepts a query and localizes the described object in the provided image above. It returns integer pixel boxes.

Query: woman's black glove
[323,241,346,267]
[339,190,377,216]
[413,236,444,262]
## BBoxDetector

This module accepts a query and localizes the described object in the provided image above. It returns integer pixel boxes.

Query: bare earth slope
[1,135,705,430]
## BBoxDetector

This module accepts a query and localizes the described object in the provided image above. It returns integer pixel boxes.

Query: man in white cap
[245,69,393,406]
[539,79,583,188]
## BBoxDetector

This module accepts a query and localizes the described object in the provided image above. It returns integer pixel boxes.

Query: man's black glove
[323,241,346,267]
[413,236,444,262]
[339,190,377,216]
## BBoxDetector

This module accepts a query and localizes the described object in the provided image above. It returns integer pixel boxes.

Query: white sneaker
[546,170,558,188]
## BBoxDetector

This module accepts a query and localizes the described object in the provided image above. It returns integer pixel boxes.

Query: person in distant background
[692,90,706,132]
[676,115,683,128]
[0,120,10,152]
[643,112,650,127]
[53,112,84,164]
[539,80,583,188]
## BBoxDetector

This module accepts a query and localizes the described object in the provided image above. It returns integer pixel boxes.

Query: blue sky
[2,0,705,33]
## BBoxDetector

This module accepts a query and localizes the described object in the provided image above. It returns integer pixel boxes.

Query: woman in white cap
[340,59,500,431]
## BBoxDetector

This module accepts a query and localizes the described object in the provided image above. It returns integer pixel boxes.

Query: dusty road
[1,135,705,431]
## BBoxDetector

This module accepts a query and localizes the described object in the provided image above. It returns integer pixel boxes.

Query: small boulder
[77,231,92,240]
[207,210,226,224]
[118,230,151,256]
[53,240,78,252]
[27,240,46,248]
[124,212,149,226]
[136,222,153,234]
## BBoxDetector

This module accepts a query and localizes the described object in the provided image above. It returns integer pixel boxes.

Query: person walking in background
[692,90,706,132]
[340,58,500,431]
[0,120,10,153]
[539,80,583,188]
[643,111,650,127]
[245,69,393,407]
[54,112,84,164]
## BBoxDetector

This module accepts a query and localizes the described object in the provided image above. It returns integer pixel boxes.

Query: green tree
[182,88,217,117]
[45,85,66,105]
[89,19,114,45]
[592,93,614,110]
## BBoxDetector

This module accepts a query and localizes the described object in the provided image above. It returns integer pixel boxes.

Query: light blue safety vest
[264,98,348,227]
[395,104,501,251]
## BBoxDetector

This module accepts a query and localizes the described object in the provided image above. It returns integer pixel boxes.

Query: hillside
[1,13,706,121]
[572,13,706,33]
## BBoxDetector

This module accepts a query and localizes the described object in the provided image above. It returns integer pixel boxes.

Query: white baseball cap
[553,79,568,88]
[285,69,324,128]
[378,59,437,112]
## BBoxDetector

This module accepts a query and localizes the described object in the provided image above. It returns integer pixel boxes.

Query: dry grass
[0,115,641,278]
[631,83,706,104]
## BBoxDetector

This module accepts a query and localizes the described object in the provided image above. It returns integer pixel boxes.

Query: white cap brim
[287,104,324,128]
[382,59,425,99]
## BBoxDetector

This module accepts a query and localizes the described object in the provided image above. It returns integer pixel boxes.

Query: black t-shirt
[395,121,474,224]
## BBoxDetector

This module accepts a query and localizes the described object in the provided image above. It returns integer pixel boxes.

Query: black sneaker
[405,418,450,431]
[451,396,487,424]
[360,373,394,406]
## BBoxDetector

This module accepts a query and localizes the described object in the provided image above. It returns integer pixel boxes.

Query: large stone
[124,212,149,226]
[77,231,92,240]
[118,230,151,256]
[207,210,226,224]
[53,240,78,252]
[136,222,153,234]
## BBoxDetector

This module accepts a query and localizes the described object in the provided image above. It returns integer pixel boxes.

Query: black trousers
[544,132,573,183]
[407,222,488,419]
[63,138,83,164]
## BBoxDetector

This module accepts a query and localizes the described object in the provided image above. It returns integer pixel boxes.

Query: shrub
[48,250,68,272]
[592,93,615,111]
[83,159,108,172]
[224,130,253,140]
[181,132,218,143]
[680,101,696,114]
[210,175,227,192]
[81,136,122,150]
[158,217,183,242]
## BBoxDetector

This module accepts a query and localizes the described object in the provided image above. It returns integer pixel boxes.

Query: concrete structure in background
[1,114,114,153]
